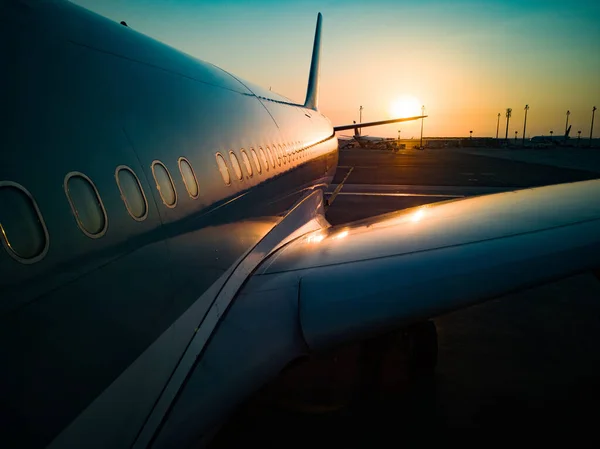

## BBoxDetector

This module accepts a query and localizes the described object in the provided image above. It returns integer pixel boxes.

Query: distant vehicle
[530,125,572,145]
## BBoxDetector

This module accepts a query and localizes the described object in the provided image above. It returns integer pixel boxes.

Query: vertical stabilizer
[304,13,322,110]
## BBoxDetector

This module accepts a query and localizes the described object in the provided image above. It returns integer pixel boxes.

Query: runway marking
[328,192,464,198]
[460,172,495,176]
[341,165,375,168]
[339,165,420,169]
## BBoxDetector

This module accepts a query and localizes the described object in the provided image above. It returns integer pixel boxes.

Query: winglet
[304,13,323,111]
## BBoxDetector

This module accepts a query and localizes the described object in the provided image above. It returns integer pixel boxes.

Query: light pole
[591,106,597,141]
[550,130,553,141]
[398,129,401,141]
[469,130,473,139]
[522,104,529,145]
[578,130,582,146]
[496,113,500,139]
[359,105,363,136]
[505,108,512,141]
[515,130,518,142]
[565,110,571,135]
[420,105,425,149]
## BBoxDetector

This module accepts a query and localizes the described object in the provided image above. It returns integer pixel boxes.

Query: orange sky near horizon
[73,0,600,139]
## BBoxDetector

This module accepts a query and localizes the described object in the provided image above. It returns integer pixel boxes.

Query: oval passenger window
[152,161,177,207]
[0,183,49,262]
[179,158,199,199]
[259,147,269,171]
[275,146,282,166]
[65,173,108,238]
[229,151,243,180]
[280,145,287,164]
[240,150,253,177]
[266,146,276,168]
[116,167,148,220]
[250,149,262,174]
[216,153,231,185]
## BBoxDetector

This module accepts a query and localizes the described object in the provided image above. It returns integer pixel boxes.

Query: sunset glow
[72,0,600,138]
[390,96,422,119]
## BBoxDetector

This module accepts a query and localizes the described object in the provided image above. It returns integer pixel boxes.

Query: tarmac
[212,147,600,448]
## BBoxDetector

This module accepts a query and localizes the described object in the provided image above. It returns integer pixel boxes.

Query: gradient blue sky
[72,0,600,138]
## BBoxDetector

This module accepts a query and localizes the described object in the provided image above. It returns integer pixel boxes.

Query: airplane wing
[333,115,426,132]
[250,179,600,349]
[152,179,600,447]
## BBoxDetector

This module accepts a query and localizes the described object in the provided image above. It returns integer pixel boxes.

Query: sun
[390,95,422,118]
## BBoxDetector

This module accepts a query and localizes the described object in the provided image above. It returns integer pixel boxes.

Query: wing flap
[251,180,600,350]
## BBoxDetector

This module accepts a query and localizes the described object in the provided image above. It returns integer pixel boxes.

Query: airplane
[340,121,401,148]
[1,1,600,448]
[530,125,572,145]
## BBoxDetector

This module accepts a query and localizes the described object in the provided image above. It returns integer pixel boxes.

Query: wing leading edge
[333,115,427,132]
[249,179,600,350]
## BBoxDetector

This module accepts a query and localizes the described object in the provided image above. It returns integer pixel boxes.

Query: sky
[71,0,600,138]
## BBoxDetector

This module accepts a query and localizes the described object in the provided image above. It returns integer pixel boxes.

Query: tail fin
[304,13,323,110]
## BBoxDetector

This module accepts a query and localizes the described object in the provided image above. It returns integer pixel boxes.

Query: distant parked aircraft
[530,125,572,145]
[341,121,399,148]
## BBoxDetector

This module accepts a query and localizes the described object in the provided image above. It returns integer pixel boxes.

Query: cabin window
[240,150,253,177]
[151,161,177,208]
[216,153,231,185]
[0,182,49,263]
[64,172,108,238]
[115,166,148,221]
[229,151,243,180]
[250,149,262,174]
[259,147,269,172]
[267,146,276,168]
[178,157,199,199]
[281,144,288,164]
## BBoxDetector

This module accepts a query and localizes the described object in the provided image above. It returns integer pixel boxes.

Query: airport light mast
[496,113,500,139]
[591,106,597,141]
[565,110,571,135]
[505,108,512,141]
[420,105,425,149]
[515,130,518,143]
[359,105,363,136]
[522,105,529,145]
